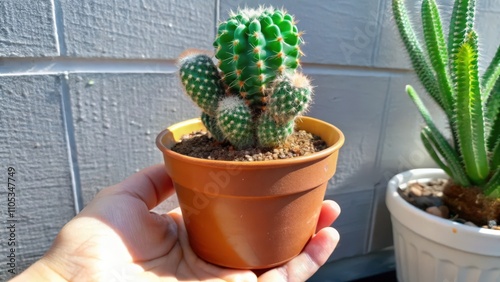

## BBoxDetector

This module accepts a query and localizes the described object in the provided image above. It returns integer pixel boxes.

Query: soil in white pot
[399,179,500,230]
[443,183,500,226]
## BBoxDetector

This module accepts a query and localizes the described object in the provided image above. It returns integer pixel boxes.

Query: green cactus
[267,73,312,124]
[214,7,302,109]
[216,96,254,149]
[201,112,225,142]
[393,0,500,197]
[178,7,312,149]
[257,113,295,148]
[179,52,226,116]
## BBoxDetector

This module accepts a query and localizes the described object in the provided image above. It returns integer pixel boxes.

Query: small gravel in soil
[171,130,328,161]
[398,179,500,230]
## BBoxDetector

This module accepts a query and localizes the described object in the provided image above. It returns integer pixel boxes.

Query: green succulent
[179,7,312,149]
[393,0,500,197]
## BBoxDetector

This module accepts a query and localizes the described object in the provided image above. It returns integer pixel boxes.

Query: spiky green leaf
[483,169,500,197]
[455,32,490,184]
[492,140,500,171]
[487,85,500,152]
[490,91,500,170]
[392,0,446,114]
[448,0,475,63]
[421,127,453,177]
[406,85,470,186]
[421,0,454,115]
[482,44,500,103]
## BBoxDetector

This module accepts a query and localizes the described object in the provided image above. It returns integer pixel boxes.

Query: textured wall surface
[1,0,499,280]
[0,76,75,276]
[60,0,215,58]
[68,73,198,206]
[0,0,59,56]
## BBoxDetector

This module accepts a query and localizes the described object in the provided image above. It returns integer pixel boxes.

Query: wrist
[11,257,67,282]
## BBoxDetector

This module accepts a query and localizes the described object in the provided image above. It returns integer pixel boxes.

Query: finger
[116,164,174,210]
[258,227,339,282]
[129,211,180,261]
[316,200,341,233]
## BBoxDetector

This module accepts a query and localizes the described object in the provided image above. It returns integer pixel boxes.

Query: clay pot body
[156,116,344,269]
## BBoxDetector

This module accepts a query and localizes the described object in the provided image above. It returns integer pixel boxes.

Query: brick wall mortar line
[0,57,413,77]
[59,74,84,213]
[52,0,67,56]
[366,76,393,251]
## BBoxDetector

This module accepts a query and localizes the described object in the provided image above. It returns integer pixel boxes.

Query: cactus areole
[179,7,312,149]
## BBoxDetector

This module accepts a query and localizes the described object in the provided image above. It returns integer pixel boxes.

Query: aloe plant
[393,0,500,197]
[178,7,311,149]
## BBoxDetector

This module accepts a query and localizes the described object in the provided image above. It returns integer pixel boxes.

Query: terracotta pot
[386,169,500,282]
[156,116,344,269]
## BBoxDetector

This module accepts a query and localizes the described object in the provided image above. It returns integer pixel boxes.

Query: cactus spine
[178,7,312,149]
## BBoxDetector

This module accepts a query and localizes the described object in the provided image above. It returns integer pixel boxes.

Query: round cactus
[179,51,226,116]
[216,96,255,149]
[257,113,295,147]
[214,7,303,108]
[201,112,225,142]
[267,73,312,124]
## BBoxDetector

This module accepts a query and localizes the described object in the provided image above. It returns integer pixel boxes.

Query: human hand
[14,164,340,282]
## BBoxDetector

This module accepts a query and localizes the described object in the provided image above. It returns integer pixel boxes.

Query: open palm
[15,164,340,282]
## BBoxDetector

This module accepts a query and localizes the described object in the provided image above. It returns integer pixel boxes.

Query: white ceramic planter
[386,169,500,282]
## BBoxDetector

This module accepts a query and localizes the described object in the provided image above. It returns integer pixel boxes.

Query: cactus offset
[217,96,254,148]
[201,112,225,142]
[179,52,225,116]
[178,7,312,149]
[267,73,312,124]
[257,113,295,147]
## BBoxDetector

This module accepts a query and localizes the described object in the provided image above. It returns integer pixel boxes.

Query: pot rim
[386,168,500,256]
[156,116,345,169]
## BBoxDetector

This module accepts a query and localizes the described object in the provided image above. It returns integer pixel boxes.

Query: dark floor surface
[351,271,397,282]
[307,249,396,282]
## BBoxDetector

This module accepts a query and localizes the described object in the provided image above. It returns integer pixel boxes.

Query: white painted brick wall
[0,0,59,56]
[0,75,75,275]
[60,0,215,58]
[1,0,499,279]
